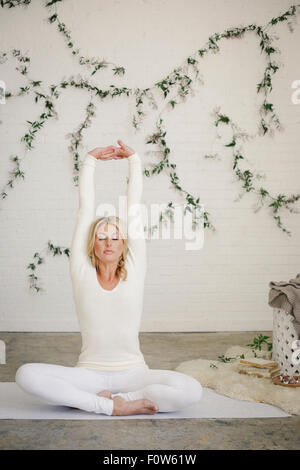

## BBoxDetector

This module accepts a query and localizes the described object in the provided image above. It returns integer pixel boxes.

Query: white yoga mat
[0,383,291,419]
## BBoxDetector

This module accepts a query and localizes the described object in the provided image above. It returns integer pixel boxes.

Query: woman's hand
[109,139,135,159]
[88,146,123,161]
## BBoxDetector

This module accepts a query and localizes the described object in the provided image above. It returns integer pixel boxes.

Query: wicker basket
[272,307,300,376]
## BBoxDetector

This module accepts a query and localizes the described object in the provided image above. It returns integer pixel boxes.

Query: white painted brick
[0,0,299,332]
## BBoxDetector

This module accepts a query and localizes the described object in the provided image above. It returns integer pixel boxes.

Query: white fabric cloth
[69,152,148,371]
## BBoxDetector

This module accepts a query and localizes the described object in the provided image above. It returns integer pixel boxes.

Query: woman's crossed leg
[15,363,115,415]
[109,367,203,413]
[15,363,202,416]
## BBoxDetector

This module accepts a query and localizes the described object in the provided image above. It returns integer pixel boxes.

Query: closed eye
[98,237,119,240]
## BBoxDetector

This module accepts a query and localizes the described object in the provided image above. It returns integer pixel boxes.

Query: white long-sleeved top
[69,152,149,371]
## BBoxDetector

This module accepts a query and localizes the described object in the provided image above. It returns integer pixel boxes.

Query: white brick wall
[0,0,299,332]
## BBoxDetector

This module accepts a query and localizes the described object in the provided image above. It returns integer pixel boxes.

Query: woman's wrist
[127,152,138,161]
[84,152,97,166]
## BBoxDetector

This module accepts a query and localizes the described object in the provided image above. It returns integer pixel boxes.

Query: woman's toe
[97,389,112,399]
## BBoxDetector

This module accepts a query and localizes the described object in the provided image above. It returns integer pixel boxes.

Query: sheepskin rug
[175,345,300,416]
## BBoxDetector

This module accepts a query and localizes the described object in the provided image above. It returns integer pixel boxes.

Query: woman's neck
[96,262,119,281]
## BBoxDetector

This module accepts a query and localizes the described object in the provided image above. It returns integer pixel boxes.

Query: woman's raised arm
[69,153,97,278]
[126,152,147,276]
[69,146,117,278]
[107,140,147,275]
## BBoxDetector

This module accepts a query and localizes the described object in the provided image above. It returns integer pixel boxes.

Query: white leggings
[15,363,203,416]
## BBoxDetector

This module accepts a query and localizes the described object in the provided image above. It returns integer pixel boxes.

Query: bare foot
[112,396,159,416]
[97,389,113,399]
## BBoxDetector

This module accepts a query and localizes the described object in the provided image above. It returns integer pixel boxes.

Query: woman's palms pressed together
[88,139,135,161]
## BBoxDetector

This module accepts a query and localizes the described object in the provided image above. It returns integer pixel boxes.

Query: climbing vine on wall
[212,108,300,236]
[27,242,70,293]
[1,1,300,292]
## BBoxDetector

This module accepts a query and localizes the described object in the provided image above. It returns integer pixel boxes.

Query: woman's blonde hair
[87,215,128,281]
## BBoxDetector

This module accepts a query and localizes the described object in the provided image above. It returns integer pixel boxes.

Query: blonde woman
[15,139,203,416]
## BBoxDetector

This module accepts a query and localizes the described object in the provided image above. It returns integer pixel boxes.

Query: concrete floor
[0,331,299,450]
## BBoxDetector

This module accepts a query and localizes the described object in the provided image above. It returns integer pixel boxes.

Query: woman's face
[94,223,124,265]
